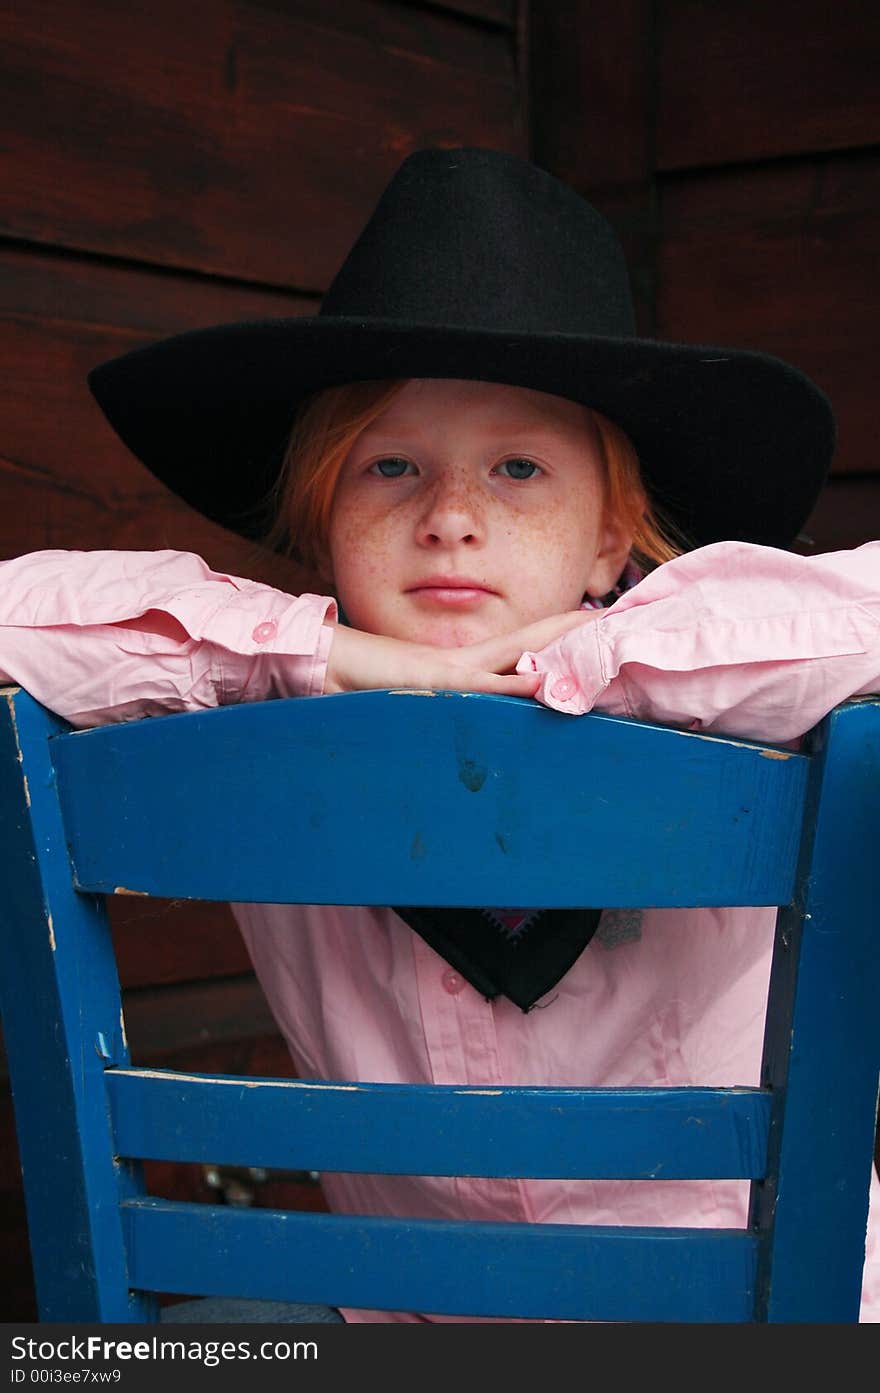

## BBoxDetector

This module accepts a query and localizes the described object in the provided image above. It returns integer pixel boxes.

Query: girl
[1,148,879,1321]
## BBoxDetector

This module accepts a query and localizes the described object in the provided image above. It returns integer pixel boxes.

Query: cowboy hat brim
[88,315,834,551]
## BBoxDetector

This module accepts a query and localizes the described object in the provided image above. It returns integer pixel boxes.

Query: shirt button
[550,675,579,701]
[252,619,278,643]
[442,969,465,995]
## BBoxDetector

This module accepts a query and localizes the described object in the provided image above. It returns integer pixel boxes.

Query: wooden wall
[2,0,878,1318]
[531,0,880,551]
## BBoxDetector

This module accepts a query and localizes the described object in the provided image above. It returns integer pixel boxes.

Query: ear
[582,506,637,599]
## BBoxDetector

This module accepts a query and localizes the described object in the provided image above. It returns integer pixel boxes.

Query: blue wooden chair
[0,685,878,1322]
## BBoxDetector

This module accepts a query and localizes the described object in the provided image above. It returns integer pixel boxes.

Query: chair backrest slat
[51,689,809,907]
[122,1199,760,1323]
[106,1069,772,1179]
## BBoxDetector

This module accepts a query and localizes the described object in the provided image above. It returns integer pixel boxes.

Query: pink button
[549,675,579,701]
[442,969,465,996]
[252,619,277,643]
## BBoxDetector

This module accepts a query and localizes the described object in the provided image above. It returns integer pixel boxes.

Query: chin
[412,619,503,648]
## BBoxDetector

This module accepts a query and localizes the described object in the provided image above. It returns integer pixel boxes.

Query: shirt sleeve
[517,540,880,744]
[0,549,337,729]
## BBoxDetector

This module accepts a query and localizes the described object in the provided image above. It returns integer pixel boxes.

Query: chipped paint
[4,689,24,765]
[388,688,438,697]
[113,886,150,896]
[22,772,30,807]
[119,1006,128,1050]
[47,913,55,951]
[122,1067,358,1091]
[455,1088,502,1096]
[670,725,795,756]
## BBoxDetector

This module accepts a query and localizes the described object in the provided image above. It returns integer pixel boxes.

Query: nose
[415,475,484,548]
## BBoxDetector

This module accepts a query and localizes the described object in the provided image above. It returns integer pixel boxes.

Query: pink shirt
[1,541,878,1322]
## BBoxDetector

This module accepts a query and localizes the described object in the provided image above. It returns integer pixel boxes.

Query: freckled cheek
[508,503,581,562]
[328,510,401,617]
[508,504,597,607]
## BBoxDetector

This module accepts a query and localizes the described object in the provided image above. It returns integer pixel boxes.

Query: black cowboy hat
[88,147,834,551]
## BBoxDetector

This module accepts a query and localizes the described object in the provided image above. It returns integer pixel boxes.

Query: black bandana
[391,905,603,1011]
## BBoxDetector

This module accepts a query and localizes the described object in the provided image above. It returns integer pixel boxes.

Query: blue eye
[370,456,414,478]
[497,458,540,480]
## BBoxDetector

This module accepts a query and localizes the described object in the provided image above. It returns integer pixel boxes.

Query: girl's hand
[323,611,597,698]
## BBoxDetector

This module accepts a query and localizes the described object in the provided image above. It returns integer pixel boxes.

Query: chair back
[1,686,878,1321]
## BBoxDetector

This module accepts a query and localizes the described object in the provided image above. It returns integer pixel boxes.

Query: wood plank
[1,0,525,288]
[110,899,251,991]
[122,1198,759,1320]
[527,2,657,332]
[0,975,279,1080]
[0,242,312,335]
[120,974,276,1052]
[109,1069,771,1178]
[52,692,809,909]
[656,153,880,486]
[0,245,320,590]
[798,474,880,556]
[657,0,880,170]
[404,0,516,24]
[529,0,654,191]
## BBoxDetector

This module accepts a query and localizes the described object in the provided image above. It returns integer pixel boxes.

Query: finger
[490,671,542,697]
[468,610,594,671]
[446,670,541,697]
[518,609,599,648]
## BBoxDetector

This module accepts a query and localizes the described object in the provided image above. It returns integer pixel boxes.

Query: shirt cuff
[216,593,338,704]
[516,617,607,716]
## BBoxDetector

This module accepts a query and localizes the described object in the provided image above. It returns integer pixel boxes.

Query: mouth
[405,577,498,608]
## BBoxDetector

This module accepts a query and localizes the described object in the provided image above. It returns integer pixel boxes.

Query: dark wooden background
[2,0,878,1318]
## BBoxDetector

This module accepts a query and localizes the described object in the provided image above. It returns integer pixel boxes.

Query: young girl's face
[327,379,633,647]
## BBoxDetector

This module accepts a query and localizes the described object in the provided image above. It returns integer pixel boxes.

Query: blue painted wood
[0,690,154,1321]
[3,686,877,1322]
[751,698,880,1321]
[121,1198,759,1323]
[51,690,809,908]
[106,1070,772,1179]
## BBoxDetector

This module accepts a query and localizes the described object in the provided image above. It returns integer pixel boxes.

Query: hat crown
[320,148,636,338]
